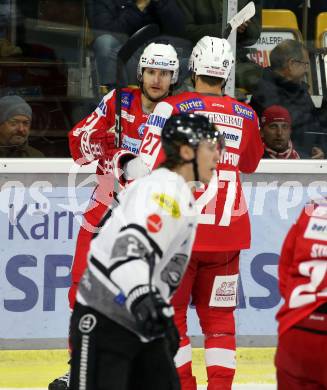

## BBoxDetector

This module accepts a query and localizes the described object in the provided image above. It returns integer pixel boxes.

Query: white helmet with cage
[189,36,234,80]
[137,42,179,84]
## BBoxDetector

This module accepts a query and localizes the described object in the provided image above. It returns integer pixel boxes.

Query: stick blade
[229,1,255,33]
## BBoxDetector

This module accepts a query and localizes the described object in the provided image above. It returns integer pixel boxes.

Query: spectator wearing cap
[260,105,304,159]
[0,95,44,157]
[250,40,326,159]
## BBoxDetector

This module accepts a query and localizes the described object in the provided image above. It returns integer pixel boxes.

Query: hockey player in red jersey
[48,42,179,390]
[124,36,264,390]
[68,42,179,310]
[275,199,327,389]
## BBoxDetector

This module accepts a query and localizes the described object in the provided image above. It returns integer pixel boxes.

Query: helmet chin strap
[181,152,199,183]
[192,157,199,182]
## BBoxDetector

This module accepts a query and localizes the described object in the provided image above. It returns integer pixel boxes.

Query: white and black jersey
[76,168,197,341]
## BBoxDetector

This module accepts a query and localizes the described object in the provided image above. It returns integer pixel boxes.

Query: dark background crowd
[1,0,327,159]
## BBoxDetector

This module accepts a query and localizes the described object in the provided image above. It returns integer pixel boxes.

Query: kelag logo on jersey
[177,98,205,113]
[121,92,134,109]
[137,123,146,138]
[232,103,254,120]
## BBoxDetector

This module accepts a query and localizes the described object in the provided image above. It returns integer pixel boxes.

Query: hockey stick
[222,1,256,39]
[115,24,160,147]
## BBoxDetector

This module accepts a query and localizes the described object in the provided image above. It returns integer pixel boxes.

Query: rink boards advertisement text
[1,181,327,342]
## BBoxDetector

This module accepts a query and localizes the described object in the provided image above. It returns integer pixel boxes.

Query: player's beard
[142,85,170,103]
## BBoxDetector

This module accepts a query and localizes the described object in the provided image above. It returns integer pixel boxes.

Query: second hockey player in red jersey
[125,36,264,390]
[275,199,327,389]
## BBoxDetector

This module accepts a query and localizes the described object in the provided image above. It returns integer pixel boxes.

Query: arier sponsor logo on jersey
[304,217,327,241]
[232,103,254,120]
[147,114,166,128]
[152,193,181,218]
[177,98,205,113]
[121,135,142,154]
[198,111,243,128]
[219,126,242,149]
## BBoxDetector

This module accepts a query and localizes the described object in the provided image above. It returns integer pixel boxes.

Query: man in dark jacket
[175,0,261,47]
[87,0,189,88]
[175,0,263,92]
[250,39,326,158]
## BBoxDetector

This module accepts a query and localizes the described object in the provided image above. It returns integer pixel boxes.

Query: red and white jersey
[276,200,327,336]
[69,87,148,176]
[68,87,149,208]
[138,91,263,251]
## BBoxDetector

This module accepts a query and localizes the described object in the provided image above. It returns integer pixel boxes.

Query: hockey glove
[130,288,174,339]
[123,156,150,181]
[111,149,137,188]
[79,129,117,162]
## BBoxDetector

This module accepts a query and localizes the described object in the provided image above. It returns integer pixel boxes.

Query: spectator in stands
[260,105,305,159]
[0,95,44,157]
[250,39,325,159]
[87,0,190,89]
[175,0,263,93]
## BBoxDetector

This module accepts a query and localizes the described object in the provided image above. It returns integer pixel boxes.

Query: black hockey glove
[130,289,174,339]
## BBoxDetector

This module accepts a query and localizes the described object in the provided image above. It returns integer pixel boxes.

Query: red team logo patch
[146,214,163,233]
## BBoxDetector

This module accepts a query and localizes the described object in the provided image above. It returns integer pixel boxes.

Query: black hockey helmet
[162,113,224,180]
[162,113,223,151]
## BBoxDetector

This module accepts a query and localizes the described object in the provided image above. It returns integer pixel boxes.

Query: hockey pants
[70,303,180,390]
[275,312,327,390]
[171,250,240,390]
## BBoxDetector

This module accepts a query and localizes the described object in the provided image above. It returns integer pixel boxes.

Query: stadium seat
[247,9,303,68]
[262,9,300,34]
[315,12,327,48]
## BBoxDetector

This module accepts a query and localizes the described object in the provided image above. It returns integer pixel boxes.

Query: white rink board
[1,161,327,348]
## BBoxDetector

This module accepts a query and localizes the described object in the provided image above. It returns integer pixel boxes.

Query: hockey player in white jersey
[69,113,224,390]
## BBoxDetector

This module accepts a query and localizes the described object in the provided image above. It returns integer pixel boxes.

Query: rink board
[0,159,327,349]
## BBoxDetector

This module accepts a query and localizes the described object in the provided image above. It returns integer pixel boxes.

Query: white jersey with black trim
[76,167,197,340]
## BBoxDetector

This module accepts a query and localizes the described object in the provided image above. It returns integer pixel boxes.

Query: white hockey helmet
[137,42,179,84]
[189,36,235,80]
